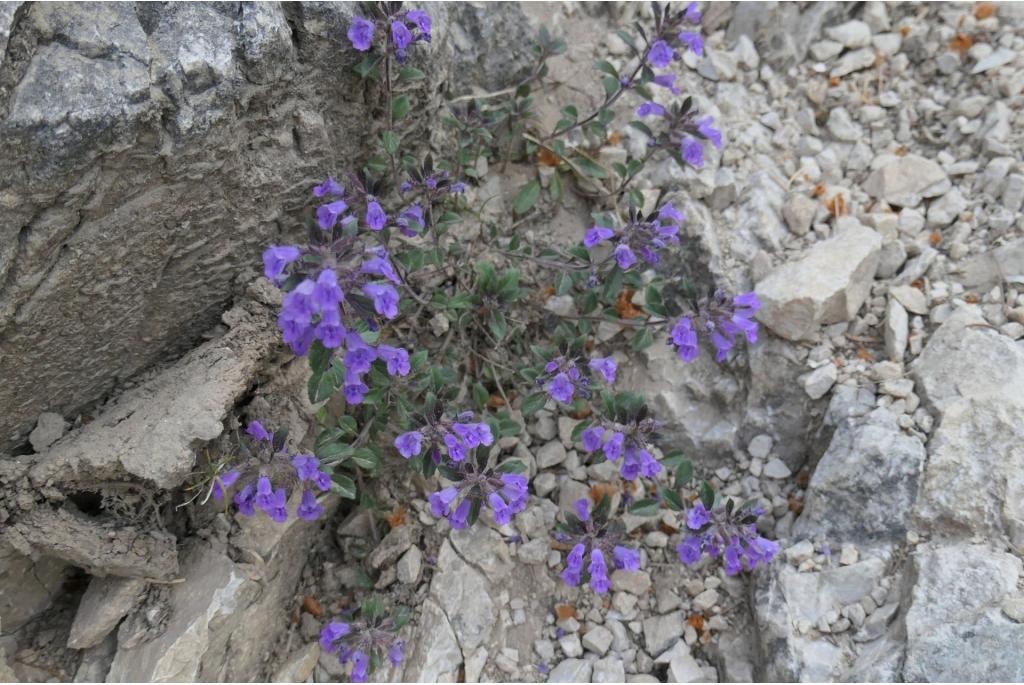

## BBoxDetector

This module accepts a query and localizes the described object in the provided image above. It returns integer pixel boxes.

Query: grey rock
[756,220,881,341]
[971,47,1016,74]
[795,409,926,543]
[582,625,614,656]
[726,2,851,69]
[592,655,626,683]
[762,457,792,479]
[826,107,862,142]
[547,658,592,683]
[830,47,876,77]
[824,20,871,48]
[29,412,68,452]
[884,299,909,361]
[401,599,462,682]
[904,544,1024,681]
[1002,174,1024,213]
[864,154,952,208]
[368,524,416,570]
[559,632,583,658]
[782,194,817,235]
[802,364,837,400]
[537,440,568,469]
[959,239,1024,290]
[890,285,928,315]
[68,576,148,649]
[926,189,966,227]
[271,643,319,683]
[397,545,423,584]
[74,633,117,683]
[0,540,68,633]
[643,611,684,657]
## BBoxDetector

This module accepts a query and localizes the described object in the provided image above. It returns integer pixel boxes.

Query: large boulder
[0,2,523,452]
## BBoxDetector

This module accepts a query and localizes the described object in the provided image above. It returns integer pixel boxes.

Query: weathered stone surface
[726,2,851,68]
[911,306,1024,414]
[28,412,67,452]
[548,658,592,683]
[795,409,926,543]
[401,599,462,682]
[68,576,148,649]
[26,286,279,490]
[0,538,67,632]
[0,1,460,451]
[756,220,881,341]
[863,154,952,208]
[753,557,887,681]
[271,643,320,683]
[904,544,1024,681]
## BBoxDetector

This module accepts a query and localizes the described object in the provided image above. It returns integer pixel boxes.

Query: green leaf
[317,441,354,461]
[392,95,411,121]
[309,340,331,375]
[549,171,563,203]
[351,448,379,471]
[595,59,619,78]
[602,75,620,97]
[676,459,694,486]
[488,309,508,340]
[660,486,685,511]
[628,498,660,517]
[573,156,608,179]
[699,481,716,510]
[495,459,527,474]
[632,327,654,351]
[330,473,357,499]
[520,392,548,417]
[397,66,426,82]
[554,272,573,297]
[513,180,541,215]
[309,360,345,404]
[381,130,401,155]
[337,415,358,435]
[472,383,489,410]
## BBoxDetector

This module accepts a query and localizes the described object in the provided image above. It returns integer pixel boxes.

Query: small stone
[559,633,583,658]
[782,194,818,235]
[785,540,815,564]
[839,544,859,566]
[825,20,872,48]
[926,189,966,227]
[644,531,668,548]
[890,285,928,314]
[547,658,591,683]
[397,545,422,584]
[534,414,558,441]
[272,643,320,683]
[642,611,684,657]
[844,602,867,628]
[827,107,862,142]
[537,441,568,469]
[864,154,951,208]
[612,570,651,595]
[971,47,1015,74]
[831,47,876,77]
[592,655,627,683]
[762,458,792,479]
[692,589,719,612]
[748,434,773,459]
[582,625,614,656]
[367,524,415,569]
[809,39,844,61]
[1001,597,1024,623]
[558,417,580,446]
[803,364,838,400]
[29,412,68,452]
[884,299,909,361]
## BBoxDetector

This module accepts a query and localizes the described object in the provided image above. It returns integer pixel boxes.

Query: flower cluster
[579,415,662,481]
[348,8,432,60]
[557,498,642,593]
[399,169,467,197]
[394,411,494,464]
[430,462,529,528]
[312,177,389,233]
[582,203,684,270]
[212,421,330,523]
[676,500,779,575]
[669,290,760,363]
[320,604,406,683]
[536,355,616,405]
[263,181,411,404]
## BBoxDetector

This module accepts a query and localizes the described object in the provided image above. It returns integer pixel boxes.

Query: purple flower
[588,548,610,593]
[348,17,374,51]
[234,485,255,516]
[567,542,586,571]
[343,376,369,405]
[648,40,675,68]
[671,317,699,362]
[378,345,410,376]
[212,470,240,501]
[297,489,324,520]
[312,269,344,310]
[391,20,413,53]
[351,650,369,683]
[313,177,343,197]
[362,283,400,319]
[603,432,625,461]
[360,249,400,284]
[395,430,424,458]
[583,226,615,248]
[314,308,346,348]
[448,182,467,194]
[449,499,472,528]
[677,536,702,564]
[262,245,300,282]
[581,426,605,452]
[688,502,711,529]
[320,622,350,652]
[573,498,591,521]
[397,204,425,236]
[388,640,406,666]
[588,356,617,384]
[653,73,681,95]
[678,31,704,57]
[316,200,349,230]
[365,200,387,230]
[697,116,722,149]
[613,244,637,269]
[659,202,685,223]
[292,454,321,481]
[443,433,467,461]
[343,334,378,374]
[406,9,431,37]
[452,422,494,448]
[613,545,641,571]
[246,420,273,443]
[547,372,575,404]
[636,102,667,117]
[314,471,331,492]
[488,492,513,525]
[681,137,704,167]
[430,487,458,517]
[685,1,702,23]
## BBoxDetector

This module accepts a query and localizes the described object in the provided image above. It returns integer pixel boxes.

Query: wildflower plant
[204,2,784,680]
[320,598,410,682]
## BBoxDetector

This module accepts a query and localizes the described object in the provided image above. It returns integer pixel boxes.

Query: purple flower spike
[681,137,705,168]
[395,430,424,458]
[653,73,681,95]
[685,1,702,23]
[613,545,641,571]
[313,177,343,197]
[547,372,575,404]
[262,245,301,282]
[688,502,711,529]
[573,498,590,521]
[297,489,324,520]
[636,102,667,118]
[362,283,400,319]
[671,317,699,363]
[613,244,637,270]
[292,454,321,481]
[312,269,344,310]
[212,470,240,501]
[365,200,387,230]
[677,536,702,564]
[583,226,615,248]
[649,40,675,68]
[679,31,704,57]
[391,20,413,54]
[588,356,617,384]
[348,17,374,51]
[406,9,432,37]
[378,345,411,376]
[246,420,273,443]
[316,199,349,230]
[697,116,722,149]
[580,426,605,453]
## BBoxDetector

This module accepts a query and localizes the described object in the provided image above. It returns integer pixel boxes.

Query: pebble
[536,440,567,469]
[762,458,792,479]
[803,363,838,399]
[582,625,614,656]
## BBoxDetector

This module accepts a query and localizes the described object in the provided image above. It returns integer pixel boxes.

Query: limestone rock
[68,577,148,649]
[756,220,881,341]
[864,155,952,208]
[28,412,68,452]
